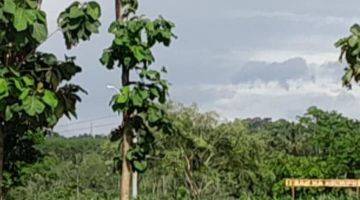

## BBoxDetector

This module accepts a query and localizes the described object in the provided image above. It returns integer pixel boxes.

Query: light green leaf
[14,8,28,31]
[116,94,128,104]
[150,87,160,97]
[69,6,84,18]
[148,107,160,123]
[85,21,98,33]
[0,78,8,94]
[131,46,153,62]
[42,90,58,109]
[23,75,34,86]
[86,1,101,20]
[133,160,147,172]
[0,78,9,100]
[131,90,143,107]
[3,0,16,14]
[25,9,37,25]
[22,95,45,116]
[100,51,111,66]
[349,36,358,47]
[19,88,30,100]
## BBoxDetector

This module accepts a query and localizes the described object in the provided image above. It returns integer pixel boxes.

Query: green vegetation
[5,104,360,199]
[0,0,100,197]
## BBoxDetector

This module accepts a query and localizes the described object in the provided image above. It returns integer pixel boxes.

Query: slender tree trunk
[115,1,132,199]
[115,0,123,21]
[121,133,131,200]
[0,125,4,200]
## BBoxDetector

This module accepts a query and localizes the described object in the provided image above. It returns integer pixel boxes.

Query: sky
[40,0,360,136]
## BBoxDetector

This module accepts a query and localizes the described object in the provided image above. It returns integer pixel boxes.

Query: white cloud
[185,81,360,121]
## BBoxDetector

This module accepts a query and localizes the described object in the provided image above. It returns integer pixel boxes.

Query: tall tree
[0,0,100,198]
[100,0,176,199]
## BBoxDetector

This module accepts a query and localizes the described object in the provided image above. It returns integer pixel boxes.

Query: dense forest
[4,104,360,200]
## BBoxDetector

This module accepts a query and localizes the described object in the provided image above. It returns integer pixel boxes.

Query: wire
[56,115,119,128]
[56,122,120,134]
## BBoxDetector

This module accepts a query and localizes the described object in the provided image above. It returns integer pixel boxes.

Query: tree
[0,0,100,197]
[100,0,176,199]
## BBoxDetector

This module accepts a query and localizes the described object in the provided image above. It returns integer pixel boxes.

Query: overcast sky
[40,0,360,136]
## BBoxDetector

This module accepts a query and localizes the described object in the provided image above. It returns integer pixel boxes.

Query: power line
[56,115,119,128]
[56,122,120,134]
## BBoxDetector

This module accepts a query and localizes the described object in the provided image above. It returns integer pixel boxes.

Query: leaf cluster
[335,24,360,88]
[58,1,101,49]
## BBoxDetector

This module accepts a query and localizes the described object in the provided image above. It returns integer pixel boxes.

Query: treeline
[6,104,360,200]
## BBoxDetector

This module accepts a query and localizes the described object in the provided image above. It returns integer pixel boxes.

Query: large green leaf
[86,1,101,20]
[23,75,34,86]
[14,8,28,31]
[148,106,161,123]
[32,22,48,42]
[0,78,9,100]
[133,160,147,173]
[22,95,45,116]
[69,6,84,18]
[131,90,143,107]
[42,90,58,109]
[19,88,30,100]
[3,0,15,14]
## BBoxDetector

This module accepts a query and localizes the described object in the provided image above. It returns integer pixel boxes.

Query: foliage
[7,135,118,200]
[0,0,100,191]
[100,0,176,173]
[6,105,360,199]
[58,1,101,49]
[335,24,360,88]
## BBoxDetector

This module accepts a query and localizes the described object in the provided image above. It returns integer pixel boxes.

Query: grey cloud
[232,58,311,85]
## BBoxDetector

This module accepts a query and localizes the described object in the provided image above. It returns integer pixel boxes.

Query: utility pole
[132,129,138,199]
[114,0,132,199]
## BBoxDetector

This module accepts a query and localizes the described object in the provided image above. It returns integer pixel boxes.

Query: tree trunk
[115,1,132,199]
[121,133,131,200]
[0,126,4,200]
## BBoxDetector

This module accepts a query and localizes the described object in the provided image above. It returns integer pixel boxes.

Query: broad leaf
[42,90,58,109]
[14,8,28,31]
[3,0,16,14]
[0,78,9,99]
[86,1,101,20]
[22,96,46,116]
[133,160,147,172]
[32,22,48,42]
